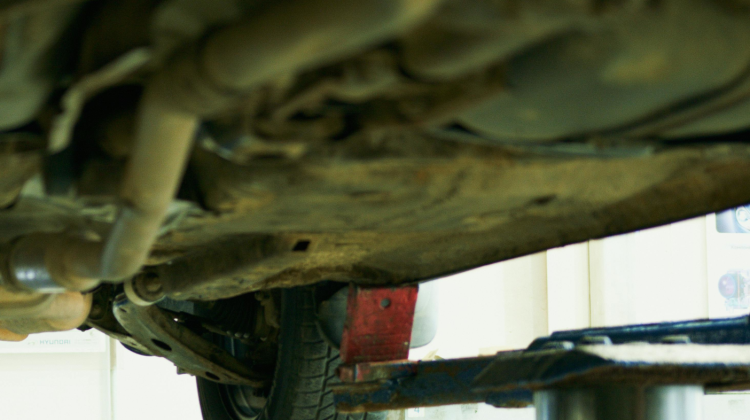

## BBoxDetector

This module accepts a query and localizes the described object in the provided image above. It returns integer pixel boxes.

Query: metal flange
[113,296,269,387]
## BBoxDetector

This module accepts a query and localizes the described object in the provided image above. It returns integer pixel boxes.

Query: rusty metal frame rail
[333,344,750,413]
[333,314,750,413]
[333,356,532,413]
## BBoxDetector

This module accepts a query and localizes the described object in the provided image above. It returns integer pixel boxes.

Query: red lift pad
[340,285,419,365]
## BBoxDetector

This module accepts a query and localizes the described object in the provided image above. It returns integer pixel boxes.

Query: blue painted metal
[333,314,750,413]
[474,343,750,392]
[528,314,750,350]
[333,356,533,413]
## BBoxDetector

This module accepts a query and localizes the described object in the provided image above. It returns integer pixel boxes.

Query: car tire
[197,287,387,420]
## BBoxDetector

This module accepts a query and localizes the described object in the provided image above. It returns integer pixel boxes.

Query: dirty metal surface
[3,0,750,305]
[333,314,750,413]
[141,0,750,303]
[474,344,750,392]
[148,142,750,301]
[334,343,750,413]
[340,285,418,365]
[0,287,91,340]
[4,0,750,306]
[333,356,533,413]
[85,285,154,355]
[112,297,268,387]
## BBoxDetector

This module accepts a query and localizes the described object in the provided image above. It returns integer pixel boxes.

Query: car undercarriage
[1,0,750,418]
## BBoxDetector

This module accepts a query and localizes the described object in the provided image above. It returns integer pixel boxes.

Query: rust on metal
[340,284,418,365]
[113,297,269,387]
[334,342,750,413]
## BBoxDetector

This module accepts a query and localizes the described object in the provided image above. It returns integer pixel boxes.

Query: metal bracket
[113,296,268,387]
[340,284,419,365]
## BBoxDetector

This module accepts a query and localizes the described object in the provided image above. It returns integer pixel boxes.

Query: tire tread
[196,287,387,420]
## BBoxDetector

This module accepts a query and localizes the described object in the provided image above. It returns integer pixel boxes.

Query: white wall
[0,351,111,420]
[546,242,590,332]
[112,341,202,420]
[589,218,708,326]
[0,328,203,420]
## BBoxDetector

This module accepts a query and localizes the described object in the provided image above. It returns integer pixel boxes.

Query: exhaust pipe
[3,0,443,294]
